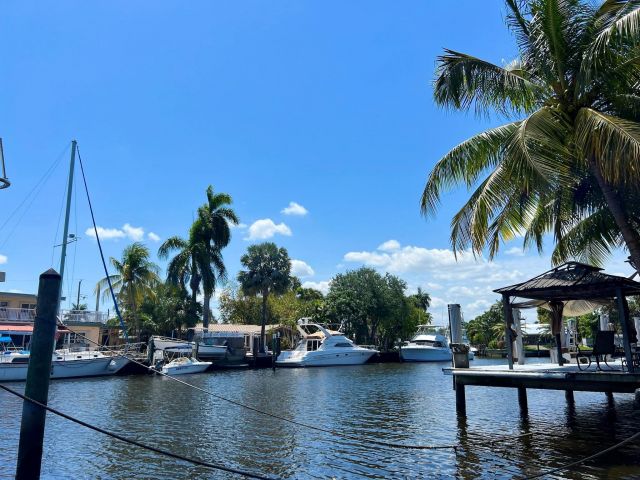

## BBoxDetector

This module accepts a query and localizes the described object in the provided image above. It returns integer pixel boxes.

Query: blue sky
[0,1,634,322]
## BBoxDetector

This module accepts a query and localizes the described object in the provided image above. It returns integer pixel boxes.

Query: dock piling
[15,269,61,480]
[517,387,528,413]
[565,389,575,405]
[455,379,466,416]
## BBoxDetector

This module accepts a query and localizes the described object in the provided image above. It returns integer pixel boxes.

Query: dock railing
[0,307,36,322]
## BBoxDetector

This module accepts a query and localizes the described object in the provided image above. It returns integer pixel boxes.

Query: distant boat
[276,322,377,367]
[400,325,474,362]
[194,331,247,367]
[161,356,211,375]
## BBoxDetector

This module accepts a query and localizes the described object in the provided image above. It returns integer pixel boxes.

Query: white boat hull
[0,356,130,382]
[161,361,211,375]
[400,346,452,362]
[276,349,376,367]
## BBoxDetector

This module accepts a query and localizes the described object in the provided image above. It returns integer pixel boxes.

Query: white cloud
[85,224,149,242]
[281,202,308,216]
[505,246,525,257]
[147,232,161,242]
[302,280,331,295]
[291,259,315,278]
[344,246,477,274]
[122,223,144,241]
[85,226,126,240]
[0,254,7,264]
[8,289,22,293]
[231,223,248,230]
[246,219,292,240]
[378,239,401,252]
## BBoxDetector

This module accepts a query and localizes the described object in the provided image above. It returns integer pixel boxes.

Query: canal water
[1,359,640,479]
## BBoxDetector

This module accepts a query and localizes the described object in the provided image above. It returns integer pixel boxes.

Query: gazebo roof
[494,261,640,301]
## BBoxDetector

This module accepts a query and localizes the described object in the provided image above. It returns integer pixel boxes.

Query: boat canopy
[0,336,11,343]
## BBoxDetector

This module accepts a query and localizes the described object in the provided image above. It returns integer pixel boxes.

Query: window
[334,342,353,348]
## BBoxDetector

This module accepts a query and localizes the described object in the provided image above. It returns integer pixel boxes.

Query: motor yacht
[275,323,378,367]
[399,325,452,362]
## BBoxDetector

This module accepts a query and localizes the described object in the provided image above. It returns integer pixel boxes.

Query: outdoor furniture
[577,331,616,371]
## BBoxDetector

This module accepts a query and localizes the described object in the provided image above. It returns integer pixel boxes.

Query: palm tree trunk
[203,293,211,329]
[260,289,268,354]
[590,160,640,272]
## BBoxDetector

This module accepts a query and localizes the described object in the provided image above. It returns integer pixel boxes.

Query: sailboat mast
[58,140,77,299]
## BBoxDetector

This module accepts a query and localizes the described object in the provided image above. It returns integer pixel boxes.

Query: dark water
[2,359,640,479]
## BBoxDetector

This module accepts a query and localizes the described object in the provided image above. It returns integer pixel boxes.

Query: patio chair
[577,331,616,371]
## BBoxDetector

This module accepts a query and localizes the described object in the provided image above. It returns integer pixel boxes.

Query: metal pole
[76,279,82,308]
[15,269,61,480]
[58,140,77,303]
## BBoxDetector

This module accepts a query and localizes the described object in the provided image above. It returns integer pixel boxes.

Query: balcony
[0,307,36,323]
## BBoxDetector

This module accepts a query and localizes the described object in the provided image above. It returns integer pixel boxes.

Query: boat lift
[0,138,9,189]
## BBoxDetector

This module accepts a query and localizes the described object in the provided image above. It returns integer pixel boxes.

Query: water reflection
[1,360,640,479]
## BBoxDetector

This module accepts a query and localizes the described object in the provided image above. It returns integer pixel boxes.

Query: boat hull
[276,349,376,367]
[400,346,451,362]
[0,356,130,382]
[196,344,247,367]
[161,362,211,375]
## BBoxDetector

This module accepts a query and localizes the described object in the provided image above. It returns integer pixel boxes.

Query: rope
[523,430,640,479]
[0,384,275,480]
[59,322,545,453]
[75,146,129,342]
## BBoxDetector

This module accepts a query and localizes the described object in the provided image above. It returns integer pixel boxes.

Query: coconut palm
[95,242,160,340]
[159,186,238,329]
[237,242,292,353]
[422,0,640,271]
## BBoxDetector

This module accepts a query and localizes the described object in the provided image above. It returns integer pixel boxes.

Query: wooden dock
[445,361,640,415]
[446,362,640,393]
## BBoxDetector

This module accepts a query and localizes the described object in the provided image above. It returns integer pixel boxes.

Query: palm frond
[433,49,543,116]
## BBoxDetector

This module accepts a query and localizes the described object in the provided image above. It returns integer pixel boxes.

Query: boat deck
[446,361,640,393]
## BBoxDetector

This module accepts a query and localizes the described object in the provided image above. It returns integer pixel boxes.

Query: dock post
[615,287,635,373]
[565,389,574,405]
[455,379,466,416]
[606,391,614,406]
[517,387,528,413]
[634,389,640,409]
[15,269,61,480]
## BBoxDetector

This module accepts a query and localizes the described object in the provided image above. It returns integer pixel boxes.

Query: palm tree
[237,242,292,353]
[158,186,238,329]
[422,0,640,271]
[96,242,160,340]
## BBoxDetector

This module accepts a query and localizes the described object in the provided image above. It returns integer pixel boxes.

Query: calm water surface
[1,359,640,479]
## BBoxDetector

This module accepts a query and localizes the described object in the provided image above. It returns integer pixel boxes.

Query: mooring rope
[0,384,276,480]
[522,429,640,479]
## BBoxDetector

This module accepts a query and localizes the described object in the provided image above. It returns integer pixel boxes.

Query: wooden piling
[455,379,466,417]
[565,389,574,405]
[518,387,528,413]
[16,269,61,480]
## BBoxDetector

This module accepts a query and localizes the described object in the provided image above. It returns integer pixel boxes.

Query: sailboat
[0,140,130,381]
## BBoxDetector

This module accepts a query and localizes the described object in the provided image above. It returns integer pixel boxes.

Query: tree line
[95,186,433,351]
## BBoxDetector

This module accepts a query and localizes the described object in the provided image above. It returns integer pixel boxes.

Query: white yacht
[275,323,378,367]
[161,356,211,375]
[0,346,129,382]
[399,325,452,362]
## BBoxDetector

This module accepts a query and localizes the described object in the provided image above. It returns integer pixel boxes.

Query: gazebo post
[616,287,635,373]
[502,294,514,370]
[550,301,564,367]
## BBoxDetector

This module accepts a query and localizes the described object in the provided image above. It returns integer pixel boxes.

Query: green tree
[158,186,238,328]
[465,301,504,349]
[96,242,160,340]
[421,0,640,271]
[237,242,292,352]
[324,267,417,349]
[139,283,200,337]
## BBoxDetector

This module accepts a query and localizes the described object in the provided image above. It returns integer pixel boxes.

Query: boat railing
[0,307,36,323]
